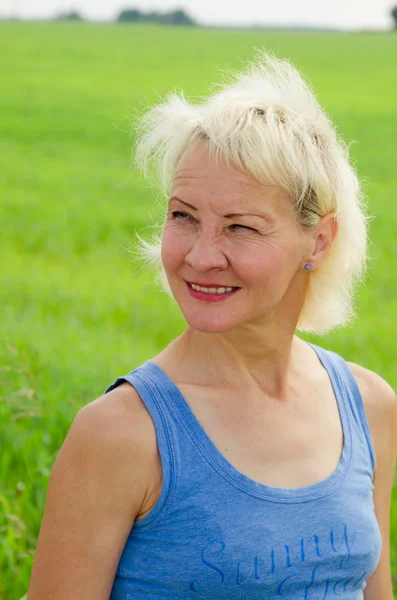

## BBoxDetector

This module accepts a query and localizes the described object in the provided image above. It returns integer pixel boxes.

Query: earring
[304,263,313,271]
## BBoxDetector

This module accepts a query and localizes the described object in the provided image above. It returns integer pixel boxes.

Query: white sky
[1,0,395,29]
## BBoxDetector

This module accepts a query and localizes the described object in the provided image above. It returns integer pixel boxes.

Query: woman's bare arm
[349,364,397,600]
[28,382,160,600]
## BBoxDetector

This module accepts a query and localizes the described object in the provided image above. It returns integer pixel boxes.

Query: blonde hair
[133,51,368,334]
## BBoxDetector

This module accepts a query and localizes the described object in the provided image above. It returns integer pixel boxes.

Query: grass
[1,21,397,598]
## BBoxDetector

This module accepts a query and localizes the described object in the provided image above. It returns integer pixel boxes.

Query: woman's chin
[182,312,241,334]
[173,293,249,333]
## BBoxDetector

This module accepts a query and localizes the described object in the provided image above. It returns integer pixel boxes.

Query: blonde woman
[28,53,397,599]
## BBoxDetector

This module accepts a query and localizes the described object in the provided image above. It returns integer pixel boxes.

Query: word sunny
[189,523,379,598]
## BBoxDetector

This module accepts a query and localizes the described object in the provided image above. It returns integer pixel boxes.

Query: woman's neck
[156,321,310,400]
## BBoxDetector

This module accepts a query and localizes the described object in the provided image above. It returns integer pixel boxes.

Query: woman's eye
[229,224,258,233]
[171,211,194,221]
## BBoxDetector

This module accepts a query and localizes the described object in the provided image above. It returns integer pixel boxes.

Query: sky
[1,0,395,30]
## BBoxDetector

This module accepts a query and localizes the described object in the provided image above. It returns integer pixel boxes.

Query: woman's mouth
[186,281,240,302]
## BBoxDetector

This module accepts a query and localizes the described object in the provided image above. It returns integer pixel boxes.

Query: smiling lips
[186,281,240,302]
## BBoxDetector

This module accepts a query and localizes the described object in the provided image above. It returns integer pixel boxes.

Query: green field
[1,21,397,599]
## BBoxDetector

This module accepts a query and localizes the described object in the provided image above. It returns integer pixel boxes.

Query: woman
[28,53,397,599]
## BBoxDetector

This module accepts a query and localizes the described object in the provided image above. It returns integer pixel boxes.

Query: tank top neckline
[144,342,353,503]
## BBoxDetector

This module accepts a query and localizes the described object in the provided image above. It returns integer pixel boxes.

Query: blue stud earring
[304,263,313,271]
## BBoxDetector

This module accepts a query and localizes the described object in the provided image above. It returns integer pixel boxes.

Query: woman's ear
[307,214,338,269]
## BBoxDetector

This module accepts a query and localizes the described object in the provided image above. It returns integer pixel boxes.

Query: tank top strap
[307,342,376,477]
[104,362,179,531]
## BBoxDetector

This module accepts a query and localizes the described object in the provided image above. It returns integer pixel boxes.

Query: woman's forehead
[172,145,290,216]
[174,143,252,186]
[172,143,289,207]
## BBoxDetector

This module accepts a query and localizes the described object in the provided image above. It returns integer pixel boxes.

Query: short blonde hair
[134,51,368,334]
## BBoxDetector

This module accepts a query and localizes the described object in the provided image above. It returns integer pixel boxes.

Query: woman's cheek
[231,244,281,281]
[161,227,189,271]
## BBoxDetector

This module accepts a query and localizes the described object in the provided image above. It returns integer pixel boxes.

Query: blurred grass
[1,21,396,598]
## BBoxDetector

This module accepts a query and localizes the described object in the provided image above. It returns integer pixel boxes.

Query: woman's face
[161,142,314,334]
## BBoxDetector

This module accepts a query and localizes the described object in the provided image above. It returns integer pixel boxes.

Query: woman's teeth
[190,284,235,294]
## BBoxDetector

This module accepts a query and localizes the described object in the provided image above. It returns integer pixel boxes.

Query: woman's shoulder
[77,380,158,460]
[346,362,396,419]
[345,361,397,493]
[308,340,396,413]
[67,381,162,515]
[309,341,397,465]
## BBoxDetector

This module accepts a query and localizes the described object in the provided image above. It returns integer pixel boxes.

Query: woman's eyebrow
[169,196,197,210]
[224,212,269,220]
[169,196,271,221]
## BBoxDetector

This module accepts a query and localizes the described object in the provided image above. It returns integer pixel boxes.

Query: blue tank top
[104,343,381,599]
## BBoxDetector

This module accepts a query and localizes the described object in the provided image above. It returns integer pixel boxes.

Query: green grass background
[1,21,396,599]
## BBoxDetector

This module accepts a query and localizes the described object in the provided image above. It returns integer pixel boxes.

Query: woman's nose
[185,234,228,271]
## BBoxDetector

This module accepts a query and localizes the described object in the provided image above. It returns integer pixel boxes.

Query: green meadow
[1,21,397,598]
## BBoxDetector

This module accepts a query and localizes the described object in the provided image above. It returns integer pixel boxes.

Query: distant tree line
[54,7,196,26]
[53,5,397,29]
[117,8,196,25]
[392,6,397,28]
[55,11,83,21]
